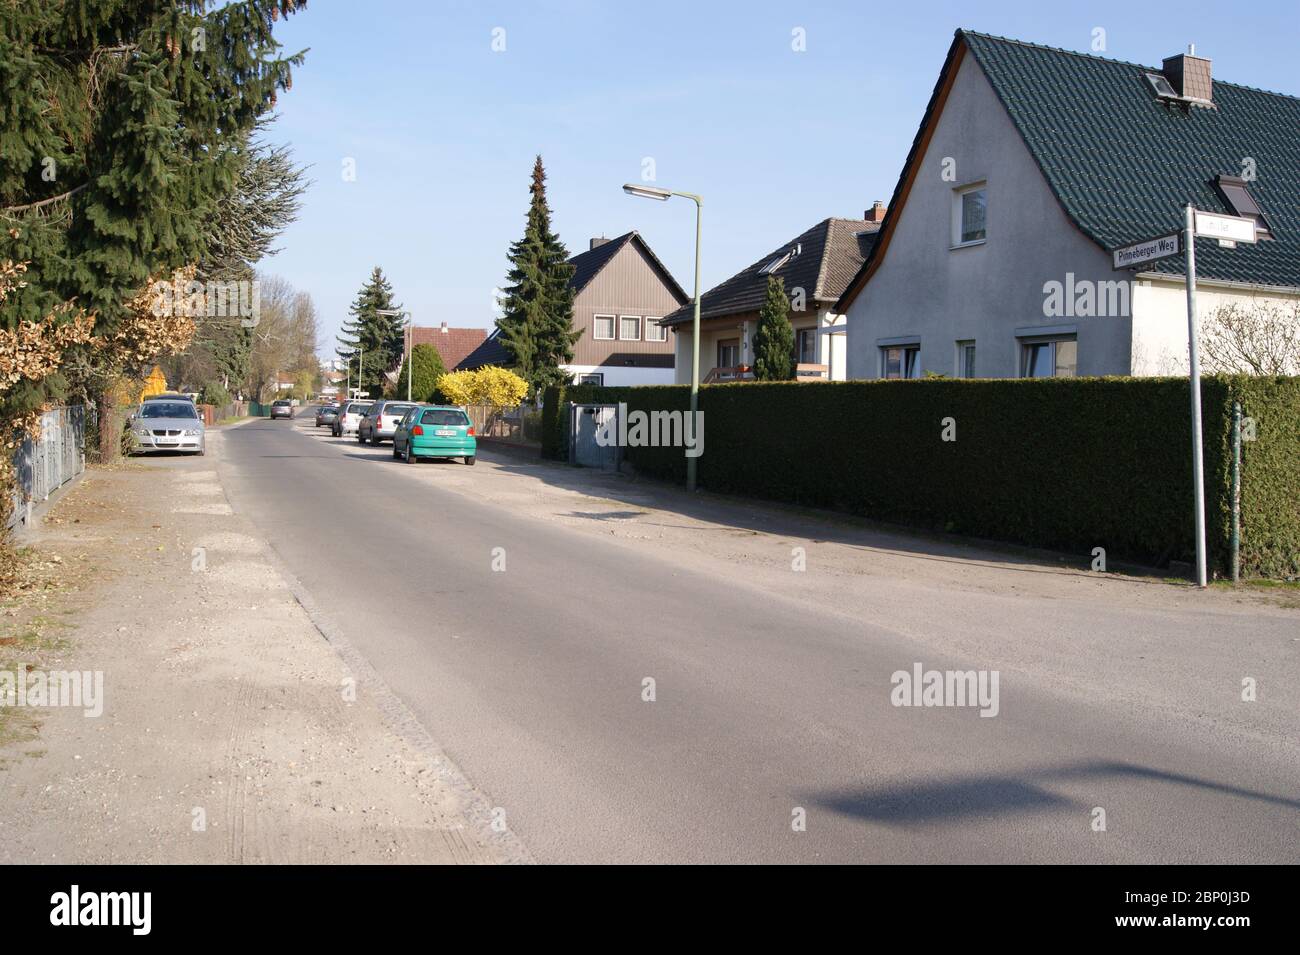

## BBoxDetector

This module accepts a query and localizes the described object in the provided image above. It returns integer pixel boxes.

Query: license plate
[435,429,456,436]
[157,438,177,445]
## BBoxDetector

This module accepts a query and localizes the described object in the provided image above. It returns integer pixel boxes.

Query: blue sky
[258,0,1299,358]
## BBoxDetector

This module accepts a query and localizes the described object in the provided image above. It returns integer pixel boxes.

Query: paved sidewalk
[0,423,523,864]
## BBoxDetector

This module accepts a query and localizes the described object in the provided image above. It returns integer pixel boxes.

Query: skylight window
[758,252,791,275]
[1214,175,1273,239]
[1145,72,1178,99]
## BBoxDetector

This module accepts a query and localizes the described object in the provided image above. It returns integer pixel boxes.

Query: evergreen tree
[496,156,579,398]
[0,0,307,456]
[752,275,796,380]
[336,267,403,398]
[394,344,447,403]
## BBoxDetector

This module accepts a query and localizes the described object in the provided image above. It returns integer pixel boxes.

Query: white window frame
[644,317,666,342]
[880,344,920,380]
[951,181,987,249]
[619,315,641,341]
[593,314,615,340]
[956,340,976,378]
[1018,335,1077,378]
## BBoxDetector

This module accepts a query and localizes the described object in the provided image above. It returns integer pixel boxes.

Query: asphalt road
[213,411,1299,863]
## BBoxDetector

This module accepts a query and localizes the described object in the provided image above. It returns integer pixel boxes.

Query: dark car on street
[315,404,339,428]
[358,400,420,445]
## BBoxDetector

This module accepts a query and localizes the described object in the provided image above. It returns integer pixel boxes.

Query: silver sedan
[130,400,206,455]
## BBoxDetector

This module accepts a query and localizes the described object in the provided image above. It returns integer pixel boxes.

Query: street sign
[1113,233,1181,270]
[1194,210,1257,244]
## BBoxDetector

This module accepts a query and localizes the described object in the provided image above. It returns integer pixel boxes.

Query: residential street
[214,410,1299,864]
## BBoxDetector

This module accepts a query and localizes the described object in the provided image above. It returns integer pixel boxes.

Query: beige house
[661,210,884,383]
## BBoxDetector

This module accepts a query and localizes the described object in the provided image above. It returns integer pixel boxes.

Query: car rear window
[384,404,416,418]
[347,403,372,414]
[421,409,469,426]
[274,400,290,406]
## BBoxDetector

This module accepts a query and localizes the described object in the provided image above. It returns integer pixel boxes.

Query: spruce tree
[496,156,579,398]
[0,1,307,456]
[336,267,403,399]
[752,275,796,381]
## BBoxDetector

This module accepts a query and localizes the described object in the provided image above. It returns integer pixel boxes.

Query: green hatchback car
[392,405,477,465]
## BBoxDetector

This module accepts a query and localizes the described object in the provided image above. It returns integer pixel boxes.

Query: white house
[836,31,1300,379]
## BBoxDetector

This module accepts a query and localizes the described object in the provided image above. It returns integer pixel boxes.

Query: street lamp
[623,182,703,492]
[376,309,413,402]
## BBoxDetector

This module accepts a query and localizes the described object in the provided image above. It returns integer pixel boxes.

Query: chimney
[865,201,887,223]
[440,321,448,334]
[1162,44,1212,102]
[589,236,609,251]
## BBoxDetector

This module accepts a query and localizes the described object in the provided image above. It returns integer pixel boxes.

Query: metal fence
[7,405,88,531]
[464,402,542,446]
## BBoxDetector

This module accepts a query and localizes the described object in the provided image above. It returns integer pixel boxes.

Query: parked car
[392,405,476,465]
[270,399,294,420]
[143,392,196,404]
[129,399,205,455]
[332,401,372,437]
[315,404,339,428]
[358,400,420,445]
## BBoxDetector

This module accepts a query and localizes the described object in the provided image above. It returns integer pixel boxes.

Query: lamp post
[376,309,413,401]
[623,183,702,492]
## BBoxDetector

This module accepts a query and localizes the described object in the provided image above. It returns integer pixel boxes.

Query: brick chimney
[589,236,609,251]
[1162,44,1212,102]
[864,201,887,223]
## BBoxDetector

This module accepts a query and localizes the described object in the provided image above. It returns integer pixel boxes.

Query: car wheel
[464,455,476,466]
[391,444,400,459]
[405,443,416,464]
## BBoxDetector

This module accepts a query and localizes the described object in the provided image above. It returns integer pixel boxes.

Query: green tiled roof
[962,31,1300,289]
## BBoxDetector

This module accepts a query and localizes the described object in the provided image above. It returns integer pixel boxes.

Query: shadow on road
[808,760,1300,826]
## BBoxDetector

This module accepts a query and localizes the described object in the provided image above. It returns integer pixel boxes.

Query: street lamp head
[623,183,671,201]
[375,309,405,317]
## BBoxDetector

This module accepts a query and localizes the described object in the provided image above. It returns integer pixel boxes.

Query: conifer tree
[752,275,796,380]
[0,0,307,456]
[496,157,579,398]
[336,267,403,399]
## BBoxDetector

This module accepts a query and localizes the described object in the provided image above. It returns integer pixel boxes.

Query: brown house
[453,231,687,385]
[661,208,885,382]
[564,231,688,386]
[408,324,487,371]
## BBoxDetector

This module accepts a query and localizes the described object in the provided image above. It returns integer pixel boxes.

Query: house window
[1213,175,1273,239]
[952,183,987,246]
[645,318,666,342]
[593,314,615,340]
[957,340,976,378]
[796,328,817,364]
[619,315,641,340]
[1020,336,1077,378]
[881,344,920,379]
[577,373,604,386]
[717,339,740,369]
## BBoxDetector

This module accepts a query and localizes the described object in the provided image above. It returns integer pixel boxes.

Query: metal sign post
[1183,204,1208,589]
[1181,206,1257,588]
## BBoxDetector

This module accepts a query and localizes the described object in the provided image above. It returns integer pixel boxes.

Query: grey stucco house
[836,30,1300,380]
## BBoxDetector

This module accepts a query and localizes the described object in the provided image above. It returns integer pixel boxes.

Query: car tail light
[467,427,475,436]
[412,425,423,436]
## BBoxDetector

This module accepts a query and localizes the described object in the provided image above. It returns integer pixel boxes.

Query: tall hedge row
[543,376,1299,578]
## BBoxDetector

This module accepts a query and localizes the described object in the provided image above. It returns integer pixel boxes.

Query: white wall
[844,52,1134,379]
[565,364,675,387]
[1132,278,1300,375]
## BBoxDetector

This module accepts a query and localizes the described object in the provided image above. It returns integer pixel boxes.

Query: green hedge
[543,376,1299,578]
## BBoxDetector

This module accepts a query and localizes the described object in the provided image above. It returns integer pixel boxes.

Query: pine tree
[753,275,796,381]
[0,1,307,457]
[496,157,579,398]
[336,267,404,399]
